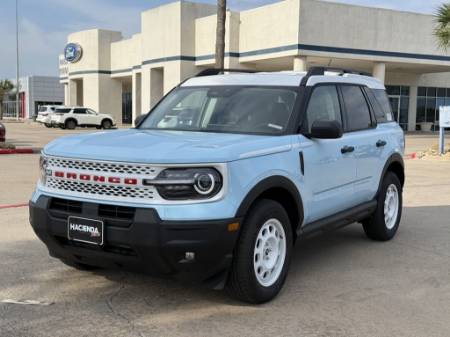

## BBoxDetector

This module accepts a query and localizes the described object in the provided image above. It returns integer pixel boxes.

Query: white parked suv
[50,107,115,130]
[36,105,59,127]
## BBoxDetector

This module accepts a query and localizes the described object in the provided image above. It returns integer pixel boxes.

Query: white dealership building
[60,0,450,130]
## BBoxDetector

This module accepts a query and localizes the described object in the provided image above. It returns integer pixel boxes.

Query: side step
[297,200,377,238]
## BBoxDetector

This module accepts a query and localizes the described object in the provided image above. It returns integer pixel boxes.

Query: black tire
[44,123,52,128]
[226,199,293,304]
[363,172,402,241]
[65,119,77,130]
[101,119,112,129]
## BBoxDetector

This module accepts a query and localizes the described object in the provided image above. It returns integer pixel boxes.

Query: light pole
[15,0,20,120]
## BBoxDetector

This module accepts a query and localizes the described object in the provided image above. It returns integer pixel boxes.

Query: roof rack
[300,67,372,86]
[195,68,258,77]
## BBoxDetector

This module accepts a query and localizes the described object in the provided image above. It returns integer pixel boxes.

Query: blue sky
[0,0,447,79]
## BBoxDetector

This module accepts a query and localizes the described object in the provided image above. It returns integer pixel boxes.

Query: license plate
[68,216,104,246]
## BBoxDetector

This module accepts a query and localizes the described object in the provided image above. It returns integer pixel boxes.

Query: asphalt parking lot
[1,122,450,337]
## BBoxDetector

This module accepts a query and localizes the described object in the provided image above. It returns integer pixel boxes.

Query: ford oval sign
[64,43,82,63]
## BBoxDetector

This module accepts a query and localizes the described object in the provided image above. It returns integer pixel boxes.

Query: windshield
[138,86,298,135]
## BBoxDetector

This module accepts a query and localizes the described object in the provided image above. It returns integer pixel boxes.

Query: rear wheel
[362,172,402,241]
[65,119,77,130]
[227,199,293,303]
[101,119,112,129]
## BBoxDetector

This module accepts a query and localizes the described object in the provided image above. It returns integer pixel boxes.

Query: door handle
[376,140,387,148]
[341,146,355,154]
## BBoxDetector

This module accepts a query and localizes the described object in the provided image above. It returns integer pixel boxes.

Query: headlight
[144,168,223,200]
[39,155,48,184]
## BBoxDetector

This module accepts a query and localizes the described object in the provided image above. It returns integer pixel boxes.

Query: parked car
[30,68,405,303]
[0,122,5,142]
[36,105,59,127]
[50,107,115,130]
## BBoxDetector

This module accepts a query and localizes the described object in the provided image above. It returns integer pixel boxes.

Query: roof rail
[300,67,372,86]
[195,68,258,77]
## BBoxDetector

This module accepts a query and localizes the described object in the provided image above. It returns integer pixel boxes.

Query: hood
[43,129,293,164]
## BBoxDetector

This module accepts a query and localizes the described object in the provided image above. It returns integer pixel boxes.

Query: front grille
[47,157,158,176]
[46,177,156,200]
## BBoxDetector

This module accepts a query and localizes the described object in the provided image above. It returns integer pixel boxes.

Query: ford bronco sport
[30,67,405,303]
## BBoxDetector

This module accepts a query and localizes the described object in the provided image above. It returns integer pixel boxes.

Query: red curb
[404,153,417,160]
[0,203,28,210]
[0,148,35,155]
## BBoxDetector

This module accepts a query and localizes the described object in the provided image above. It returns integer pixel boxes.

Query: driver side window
[305,85,342,133]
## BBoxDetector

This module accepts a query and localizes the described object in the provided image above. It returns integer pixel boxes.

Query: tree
[434,3,450,50]
[0,79,14,120]
[215,0,226,69]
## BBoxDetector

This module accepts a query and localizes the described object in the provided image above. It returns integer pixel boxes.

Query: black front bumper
[29,196,240,288]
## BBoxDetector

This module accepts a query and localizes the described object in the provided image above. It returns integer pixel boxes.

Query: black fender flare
[377,152,405,195]
[235,175,304,232]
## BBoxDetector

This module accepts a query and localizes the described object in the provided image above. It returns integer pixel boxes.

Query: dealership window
[416,87,450,131]
[385,85,409,131]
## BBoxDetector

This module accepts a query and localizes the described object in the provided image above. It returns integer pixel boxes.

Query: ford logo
[64,43,82,63]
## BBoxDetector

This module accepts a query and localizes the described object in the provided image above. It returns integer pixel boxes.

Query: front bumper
[29,195,241,288]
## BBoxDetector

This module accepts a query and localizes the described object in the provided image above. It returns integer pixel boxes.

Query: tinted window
[305,85,342,132]
[366,89,394,123]
[74,108,87,114]
[341,86,372,131]
[55,108,71,113]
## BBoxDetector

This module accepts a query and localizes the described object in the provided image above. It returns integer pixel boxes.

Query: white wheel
[253,218,287,287]
[384,184,399,230]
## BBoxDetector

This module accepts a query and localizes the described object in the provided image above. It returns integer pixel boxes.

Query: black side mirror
[310,120,343,139]
[134,114,147,127]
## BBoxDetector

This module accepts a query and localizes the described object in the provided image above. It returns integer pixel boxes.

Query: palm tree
[215,0,226,69]
[434,3,450,50]
[0,79,14,120]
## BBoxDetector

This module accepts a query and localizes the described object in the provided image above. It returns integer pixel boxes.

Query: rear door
[299,84,358,223]
[339,85,385,202]
[73,108,88,125]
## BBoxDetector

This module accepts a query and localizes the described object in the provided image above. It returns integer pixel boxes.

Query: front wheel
[226,199,293,303]
[101,119,112,129]
[362,172,402,241]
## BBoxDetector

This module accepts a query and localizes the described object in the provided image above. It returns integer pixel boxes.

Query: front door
[299,84,357,223]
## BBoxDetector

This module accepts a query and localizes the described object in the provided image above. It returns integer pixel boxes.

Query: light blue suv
[30,67,405,303]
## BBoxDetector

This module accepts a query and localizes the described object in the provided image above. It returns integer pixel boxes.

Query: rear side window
[55,108,71,113]
[366,89,394,123]
[305,85,342,133]
[340,85,372,132]
[74,108,87,114]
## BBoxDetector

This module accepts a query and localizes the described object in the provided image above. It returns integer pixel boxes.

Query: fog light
[185,252,195,261]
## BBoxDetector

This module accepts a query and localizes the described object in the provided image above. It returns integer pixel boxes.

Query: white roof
[182,71,385,90]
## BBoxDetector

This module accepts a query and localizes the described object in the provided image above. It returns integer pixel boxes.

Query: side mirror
[134,114,147,127]
[310,120,343,139]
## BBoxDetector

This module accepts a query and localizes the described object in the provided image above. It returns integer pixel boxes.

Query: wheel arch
[65,118,77,126]
[235,175,304,239]
[378,153,405,194]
